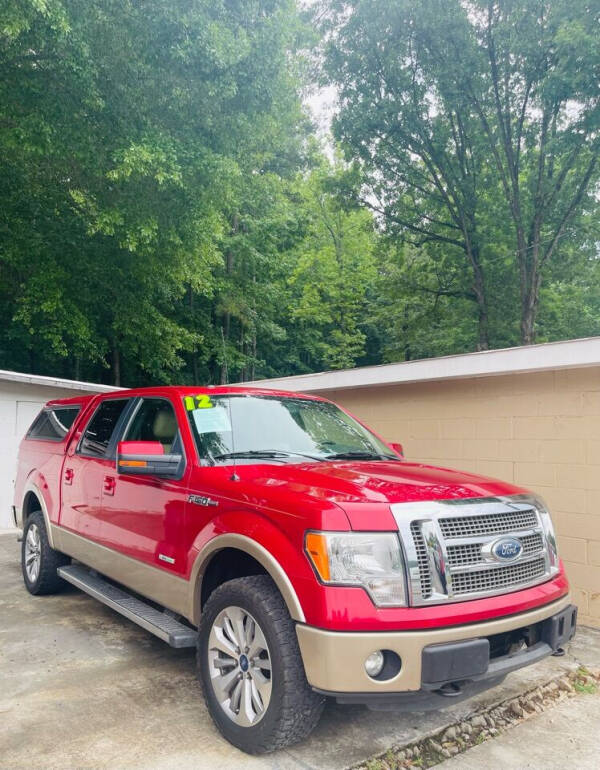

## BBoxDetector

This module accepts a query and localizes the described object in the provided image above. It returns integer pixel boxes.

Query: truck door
[98,396,191,577]
[60,398,132,540]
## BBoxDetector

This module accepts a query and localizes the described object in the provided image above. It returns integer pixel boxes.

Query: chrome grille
[451,557,547,595]
[439,509,539,539]
[391,496,559,606]
[446,532,544,567]
[410,521,432,599]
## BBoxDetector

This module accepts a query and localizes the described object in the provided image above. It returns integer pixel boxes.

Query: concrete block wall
[320,365,600,628]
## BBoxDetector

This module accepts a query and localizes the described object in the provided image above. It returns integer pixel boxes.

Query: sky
[306,84,337,141]
[299,0,337,146]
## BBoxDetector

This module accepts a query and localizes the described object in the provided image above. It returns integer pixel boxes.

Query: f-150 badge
[188,494,218,507]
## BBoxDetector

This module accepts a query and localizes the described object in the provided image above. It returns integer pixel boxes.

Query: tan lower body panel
[296,594,571,693]
[52,526,192,620]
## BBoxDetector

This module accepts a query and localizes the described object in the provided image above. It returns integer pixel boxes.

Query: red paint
[14,385,570,633]
[118,440,165,455]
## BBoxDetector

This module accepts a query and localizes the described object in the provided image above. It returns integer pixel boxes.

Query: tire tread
[198,574,324,753]
[22,511,69,595]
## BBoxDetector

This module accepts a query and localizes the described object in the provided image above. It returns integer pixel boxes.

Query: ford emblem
[489,537,523,562]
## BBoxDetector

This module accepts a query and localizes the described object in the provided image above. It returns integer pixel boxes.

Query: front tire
[197,575,324,754]
[21,511,69,595]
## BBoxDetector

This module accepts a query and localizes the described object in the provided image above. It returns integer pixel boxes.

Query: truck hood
[242,459,524,527]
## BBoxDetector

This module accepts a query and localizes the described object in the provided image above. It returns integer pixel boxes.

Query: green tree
[319,0,600,347]
[0,0,308,384]
[286,160,378,370]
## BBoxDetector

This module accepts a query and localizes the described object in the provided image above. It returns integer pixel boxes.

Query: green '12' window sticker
[184,395,213,411]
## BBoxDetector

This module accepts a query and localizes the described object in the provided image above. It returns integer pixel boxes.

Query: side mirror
[389,442,404,458]
[117,440,183,479]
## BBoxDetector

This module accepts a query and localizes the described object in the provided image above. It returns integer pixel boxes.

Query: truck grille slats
[439,509,539,539]
[451,557,547,595]
[410,521,433,599]
[398,497,557,606]
[446,532,544,567]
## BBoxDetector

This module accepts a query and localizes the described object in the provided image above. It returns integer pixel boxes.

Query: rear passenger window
[27,407,81,442]
[79,399,129,457]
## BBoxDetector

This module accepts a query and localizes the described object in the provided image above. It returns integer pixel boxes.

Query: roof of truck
[46,385,327,407]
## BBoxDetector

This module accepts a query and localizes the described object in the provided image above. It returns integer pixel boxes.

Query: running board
[57,564,197,648]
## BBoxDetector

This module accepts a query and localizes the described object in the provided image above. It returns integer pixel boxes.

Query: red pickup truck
[13,386,575,754]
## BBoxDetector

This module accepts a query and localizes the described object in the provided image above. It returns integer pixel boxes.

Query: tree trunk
[250,331,256,381]
[250,273,256,381]
[402,304,411,361]
[472,260,489,351]
[517,221,538,345]
[189,287,200,384]
[219,323,229,385]
[219,215,238,385]
[520,270,541,346]
[112,347,121,386]
[239,324,246,381]
[220,314,230,385]
[464,240,489,351]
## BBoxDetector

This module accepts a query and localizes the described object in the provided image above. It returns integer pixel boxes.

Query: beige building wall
[319,365,600,629]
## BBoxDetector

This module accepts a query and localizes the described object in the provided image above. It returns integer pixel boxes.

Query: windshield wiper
[323,451,399,461]
[212,449,324,462]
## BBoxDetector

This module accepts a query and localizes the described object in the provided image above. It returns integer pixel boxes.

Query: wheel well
[200,548,268,608]
[22,491,42,522]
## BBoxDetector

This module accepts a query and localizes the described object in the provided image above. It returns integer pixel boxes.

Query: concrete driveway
[438,693,600,769]
[0,532,596,770]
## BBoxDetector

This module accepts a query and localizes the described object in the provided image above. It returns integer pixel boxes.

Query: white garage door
[0,397,46,529]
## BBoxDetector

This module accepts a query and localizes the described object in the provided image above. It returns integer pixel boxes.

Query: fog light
[364,650,385,678]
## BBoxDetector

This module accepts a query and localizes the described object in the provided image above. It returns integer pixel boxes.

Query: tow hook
[437,682,463,697]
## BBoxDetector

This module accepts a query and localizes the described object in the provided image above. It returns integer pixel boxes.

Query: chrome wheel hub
[208,606,272,726]
[25,524,42,583]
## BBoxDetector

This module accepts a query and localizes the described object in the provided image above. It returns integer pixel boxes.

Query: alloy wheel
[25,523,42,583]
[207,605,272,726]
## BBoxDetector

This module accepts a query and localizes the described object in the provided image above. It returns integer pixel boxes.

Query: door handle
[103,475,116,496]
[64,468,74,485]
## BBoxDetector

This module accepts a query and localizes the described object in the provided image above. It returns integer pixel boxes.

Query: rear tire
[197,574,324,754]
[21,511,69,595]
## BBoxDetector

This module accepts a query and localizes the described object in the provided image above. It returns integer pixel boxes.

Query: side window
[123,398,180,454]
[27,407,81,442]
[79,399,129,457]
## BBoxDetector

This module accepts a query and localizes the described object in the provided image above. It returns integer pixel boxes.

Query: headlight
[305,531,407,607]
[530,495,560,571]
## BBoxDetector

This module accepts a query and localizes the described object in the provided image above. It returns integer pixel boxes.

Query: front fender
[187,512,312,625]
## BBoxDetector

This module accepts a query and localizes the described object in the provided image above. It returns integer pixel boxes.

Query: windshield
[185,394,399,464]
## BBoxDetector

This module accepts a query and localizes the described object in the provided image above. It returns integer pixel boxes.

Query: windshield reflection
[185,395,398,465]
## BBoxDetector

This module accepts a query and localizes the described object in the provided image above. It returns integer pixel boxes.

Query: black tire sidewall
[198,578,298,753]
[21,511,46,593]
[21,510,67,594]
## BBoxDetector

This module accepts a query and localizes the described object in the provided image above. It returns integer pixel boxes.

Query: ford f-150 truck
[13,386,576,754]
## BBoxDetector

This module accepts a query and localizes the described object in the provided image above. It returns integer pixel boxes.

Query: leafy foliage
[318,0,600,348]
[0,0,598,386]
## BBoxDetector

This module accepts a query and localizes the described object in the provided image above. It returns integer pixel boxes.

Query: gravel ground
[438,686,600,769]
[354,668,600,769]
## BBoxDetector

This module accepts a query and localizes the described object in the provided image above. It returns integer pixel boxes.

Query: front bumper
[296,595,575,708]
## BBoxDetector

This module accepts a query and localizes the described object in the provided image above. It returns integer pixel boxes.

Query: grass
[573,666,598,695]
